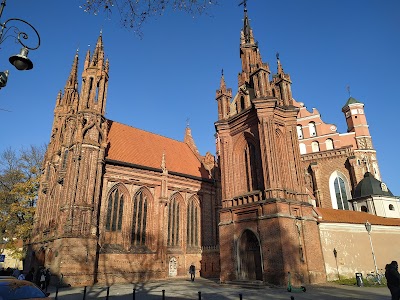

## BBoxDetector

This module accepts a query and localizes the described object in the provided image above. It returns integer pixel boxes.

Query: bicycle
[366,269,387,285]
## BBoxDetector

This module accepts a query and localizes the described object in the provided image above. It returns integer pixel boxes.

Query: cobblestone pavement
[47,277,390,300]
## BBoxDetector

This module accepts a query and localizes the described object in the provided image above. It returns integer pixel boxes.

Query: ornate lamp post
[365,221,379,275]
[0,0,41,89]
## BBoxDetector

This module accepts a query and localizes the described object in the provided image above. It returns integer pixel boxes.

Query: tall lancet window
[240,96,245,111]
[329,171,350,210]
[334,177,349,210]
[106,189,124,231]
[94,80,100,104]
[87,77,94,108]
[244,142,259,192]
[187,197,200,248]
[168,194,181,247]
[61,149,69,169]
[132,190,147,246]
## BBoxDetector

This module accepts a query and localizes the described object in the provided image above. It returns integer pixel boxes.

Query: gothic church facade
[28,5,398,286]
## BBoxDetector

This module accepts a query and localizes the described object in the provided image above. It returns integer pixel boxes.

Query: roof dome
[342,96,362,110]
[353,172,394,198]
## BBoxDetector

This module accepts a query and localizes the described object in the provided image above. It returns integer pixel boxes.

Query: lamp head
[9,47,33,71]
[365,221,372,233]
[0,70,9,89]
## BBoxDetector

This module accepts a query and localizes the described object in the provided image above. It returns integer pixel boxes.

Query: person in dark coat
[45,268,51,292]
[25,267,35,282]
[189,264,195,281]
[39,268,46,290]
[385,261,400,300]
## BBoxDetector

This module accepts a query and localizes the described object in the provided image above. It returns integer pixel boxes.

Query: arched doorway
[238,230,263,281]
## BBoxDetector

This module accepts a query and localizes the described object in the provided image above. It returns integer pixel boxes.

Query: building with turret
[28,4,399,287]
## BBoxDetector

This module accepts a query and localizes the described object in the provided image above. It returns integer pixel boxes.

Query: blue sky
[0,0,399,195]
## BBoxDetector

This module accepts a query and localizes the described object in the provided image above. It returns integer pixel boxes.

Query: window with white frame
[311,141,319,152]
[297,125,304,139]
[299,143,306,154]
[309,122,317,137]
[329,171,351,210]
[326,138,334,150]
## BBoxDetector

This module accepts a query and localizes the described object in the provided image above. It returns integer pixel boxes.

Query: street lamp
[365,221,379,276]
[0,0,40,89]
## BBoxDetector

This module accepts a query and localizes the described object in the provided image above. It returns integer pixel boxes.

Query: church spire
[238,0,270,92]
[276,52,284,75]
[65,50,79,90]
[219,69,227,91]
[80,32,109,114]
[184,124,201,158]
[58,50,79,109]
[90,31,104,68]
[216,69,232,120]
[242,0,252,44]
[240,0,255,46]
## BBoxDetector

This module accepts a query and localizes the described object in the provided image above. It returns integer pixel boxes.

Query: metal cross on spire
[239,0,248,9]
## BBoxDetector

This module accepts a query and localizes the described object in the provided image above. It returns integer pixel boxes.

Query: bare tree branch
[79,0,217,35]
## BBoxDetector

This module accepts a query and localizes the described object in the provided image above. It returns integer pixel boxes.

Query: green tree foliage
[0,145,45,259]
[79,0,217,34]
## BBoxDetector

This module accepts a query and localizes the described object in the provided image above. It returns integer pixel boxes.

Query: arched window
[187,198,200,248]
[132,190,147,246]
[106,189,124,231]
[311,141,320,152]
[361,205,368,212]
[326,138,334,150]
[299,143,306,154]
[309,122,317,137]
[297,125,304,139]
[329,171,351,210]
[244,142,259,192]
[168,194,181,247]
[389,204,395,211]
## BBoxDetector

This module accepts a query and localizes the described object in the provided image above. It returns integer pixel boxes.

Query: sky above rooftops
[0,0,399,195]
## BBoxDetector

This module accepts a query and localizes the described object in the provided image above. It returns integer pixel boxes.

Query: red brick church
[28,4,399,286]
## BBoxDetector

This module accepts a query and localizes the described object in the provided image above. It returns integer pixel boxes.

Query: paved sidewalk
[47,278,391,300]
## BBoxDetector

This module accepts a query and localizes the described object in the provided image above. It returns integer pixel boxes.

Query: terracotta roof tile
[106,120,210,179]
[315,207,400,226]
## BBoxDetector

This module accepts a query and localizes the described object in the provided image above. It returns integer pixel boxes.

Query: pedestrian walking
[39,268,46,290]
[189,264,195,281]
[385,261,400,300]
[45,268,51,292]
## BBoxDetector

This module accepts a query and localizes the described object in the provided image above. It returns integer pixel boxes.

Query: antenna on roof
[186,117,190,128]
[346,85,351,97]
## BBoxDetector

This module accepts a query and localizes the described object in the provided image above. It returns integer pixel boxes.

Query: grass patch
[332,277,387,287]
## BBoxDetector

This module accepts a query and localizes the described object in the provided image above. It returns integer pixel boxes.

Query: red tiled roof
[106,120,210,179]
[315,207,400,226]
